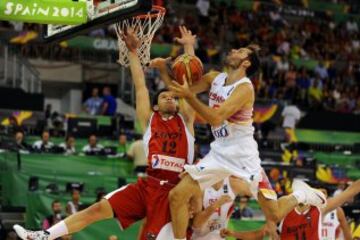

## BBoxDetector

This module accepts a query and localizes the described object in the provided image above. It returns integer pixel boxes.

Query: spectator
[42,200,65,230]
[117,133,129,156]
[126,135,146,174]
[83,88,103,116]
[232,196,254,219]
[346,17,358,33]
[314,62,329,80]
[7,116,22,134]
[196,0,210,24]
[66,189,82,216]
[308,78,323,106]
[50,112,65,137]
[82,134,103,155]
[32,130,54,152]
[102,87,117,116]
[14,131,31,152]
[296,68,311,103]
[275,55,289,76]
[59,135,76,155]
[281,103,301,143]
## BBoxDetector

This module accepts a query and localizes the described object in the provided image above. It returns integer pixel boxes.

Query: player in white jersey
[156,27,327,239]
[156,176,264,240]
[191,177,238,240]
[320,189,352,240]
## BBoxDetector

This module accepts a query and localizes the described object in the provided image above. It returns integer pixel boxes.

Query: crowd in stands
[1,1,359,113]
[157,0,360,113]
[10,129,137,157]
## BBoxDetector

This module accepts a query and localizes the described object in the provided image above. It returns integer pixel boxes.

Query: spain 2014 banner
[0,0,87,25]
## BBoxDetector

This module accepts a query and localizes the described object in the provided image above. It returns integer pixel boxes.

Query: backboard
[42,0,152,42]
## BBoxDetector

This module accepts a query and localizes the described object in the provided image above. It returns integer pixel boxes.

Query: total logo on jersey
[151,154,185,172]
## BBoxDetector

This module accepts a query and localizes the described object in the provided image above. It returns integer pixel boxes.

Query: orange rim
[135,5,166,19]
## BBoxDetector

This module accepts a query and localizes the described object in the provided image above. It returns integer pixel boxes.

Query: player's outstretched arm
[178,99,195,136]
[170,78,254,126]
[192,195,232,230]
[149,26,195,87]
[175,26,219,93]
[120,28,151,133]
[323,179,360,215]
[220,227,265,240]
[337,207,352,240]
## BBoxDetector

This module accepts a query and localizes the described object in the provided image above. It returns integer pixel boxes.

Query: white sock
[174,239,186,240]
[292,190,306,204]
[46,221,69,240]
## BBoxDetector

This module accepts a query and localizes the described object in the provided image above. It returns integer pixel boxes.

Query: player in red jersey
[220,179,360,240]
[13,28,195,240]
[278,180,360,240]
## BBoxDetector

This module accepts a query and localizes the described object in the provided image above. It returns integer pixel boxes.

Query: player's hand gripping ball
[171,54,203,85]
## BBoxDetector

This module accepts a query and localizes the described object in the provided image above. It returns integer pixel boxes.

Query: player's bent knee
[85,199,113,222]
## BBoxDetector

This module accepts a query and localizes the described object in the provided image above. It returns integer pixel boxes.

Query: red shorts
[104,177,175,240]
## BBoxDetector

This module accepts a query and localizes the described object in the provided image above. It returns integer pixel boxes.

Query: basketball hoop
[115,6,166,67]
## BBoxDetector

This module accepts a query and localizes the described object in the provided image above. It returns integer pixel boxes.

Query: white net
[115,6,165,67]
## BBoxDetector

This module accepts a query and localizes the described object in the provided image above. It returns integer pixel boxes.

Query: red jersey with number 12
[143,112,194,184]
[279,206,321,240]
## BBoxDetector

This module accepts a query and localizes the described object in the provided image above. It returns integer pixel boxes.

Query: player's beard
[225,56,245,70]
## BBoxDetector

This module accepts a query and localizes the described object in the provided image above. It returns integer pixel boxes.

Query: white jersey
[208,73,261,179]
[184,73,263,192]
[321,209,340,240]
[192,177,236,240]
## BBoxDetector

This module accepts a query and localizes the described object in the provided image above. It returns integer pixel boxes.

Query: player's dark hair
[152,88,170,107]
[246,44,261,77]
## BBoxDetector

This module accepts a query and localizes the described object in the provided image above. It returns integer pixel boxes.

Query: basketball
[171,54,203,85]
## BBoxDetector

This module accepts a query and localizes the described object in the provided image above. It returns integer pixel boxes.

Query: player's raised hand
[169,75,193,99]
[149,57,171,70]
[175,26,196,46]
[220,228,234,238]
[120,27,140,52]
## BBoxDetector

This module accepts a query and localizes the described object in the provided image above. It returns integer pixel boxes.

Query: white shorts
[185,153,277,200]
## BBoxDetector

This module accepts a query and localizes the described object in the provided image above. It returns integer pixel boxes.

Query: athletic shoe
[13,224,49,240]
[292,179,327,208]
